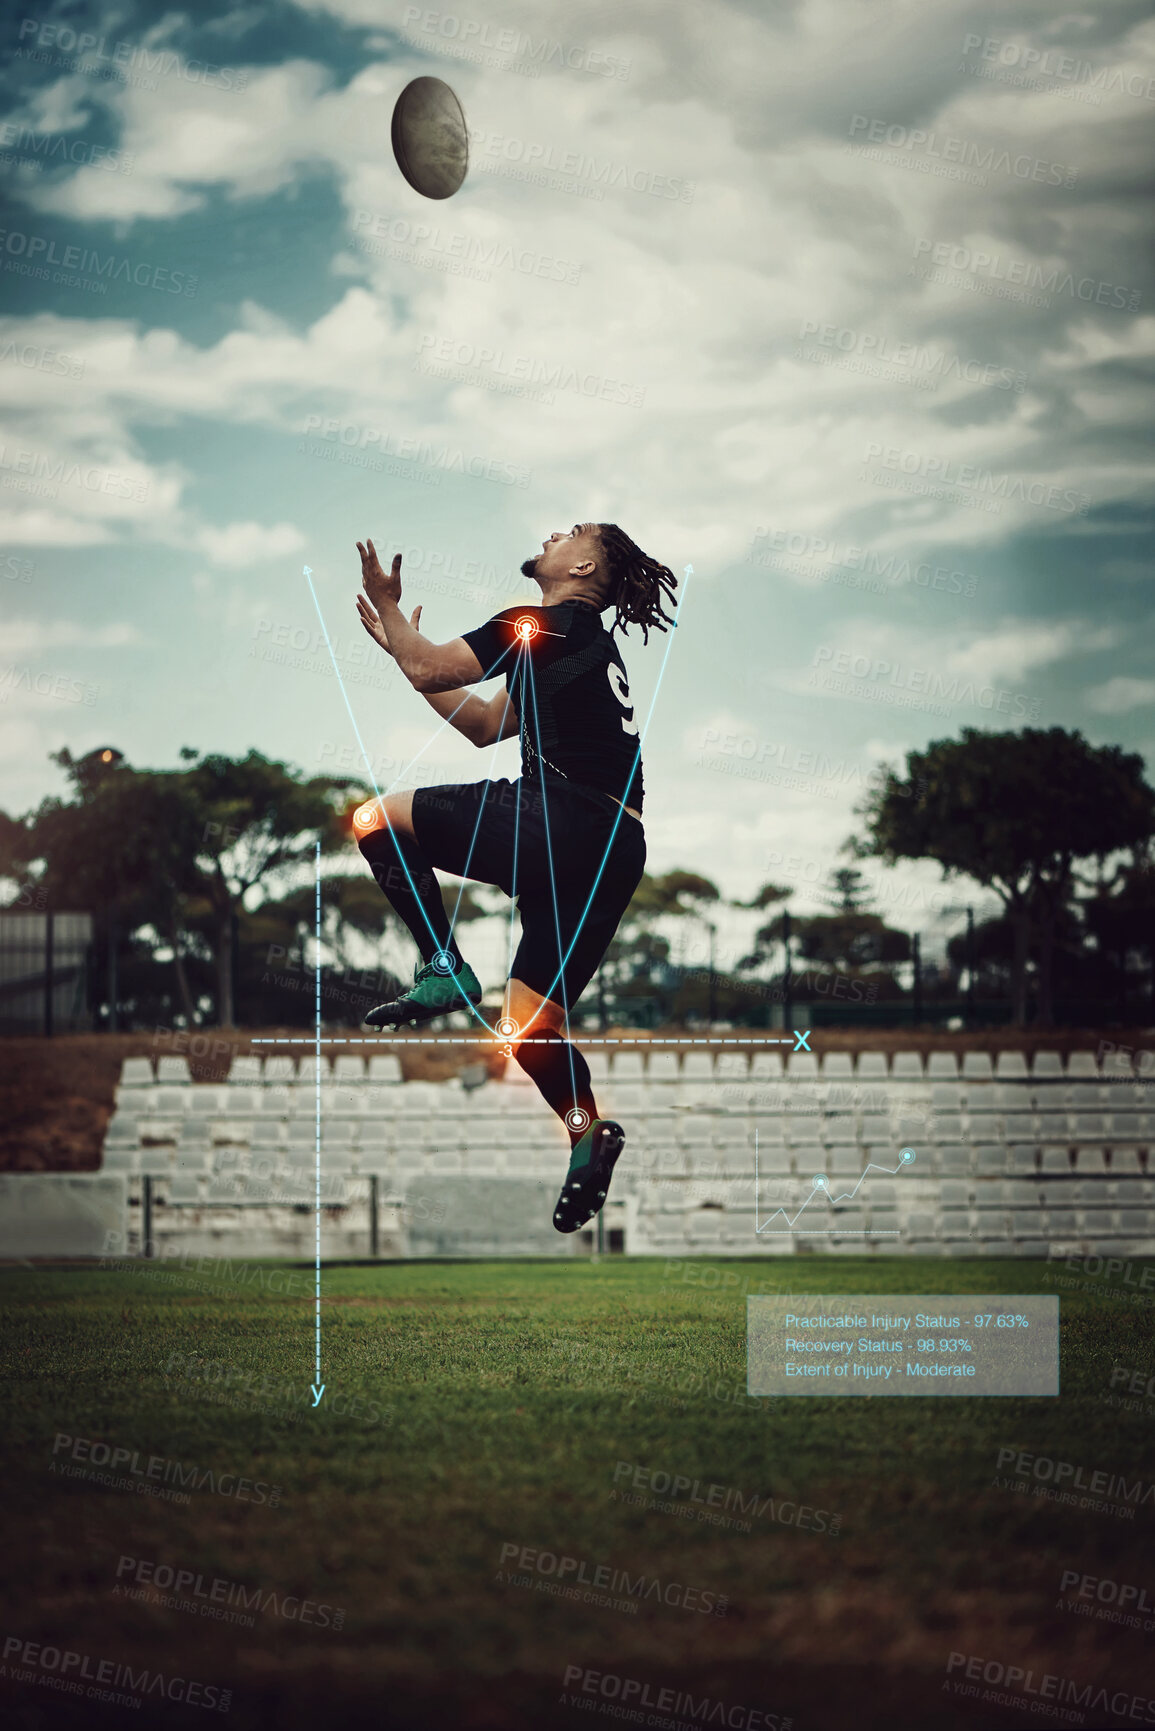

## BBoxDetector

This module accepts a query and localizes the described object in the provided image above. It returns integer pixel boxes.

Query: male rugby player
[351,523,677,1233]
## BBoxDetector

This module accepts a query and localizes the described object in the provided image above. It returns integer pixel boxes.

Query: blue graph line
[523,651,577,1089]
[754,1133,915,1234]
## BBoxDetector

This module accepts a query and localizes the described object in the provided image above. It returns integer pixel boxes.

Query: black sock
[514,1031,599,1146]
[358,827,463,969]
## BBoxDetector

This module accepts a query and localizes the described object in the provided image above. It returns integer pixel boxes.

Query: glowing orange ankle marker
[514,616,538,643]
[565,1108,590,1133]
[353,799,386,835]
[496,1017,519,1040]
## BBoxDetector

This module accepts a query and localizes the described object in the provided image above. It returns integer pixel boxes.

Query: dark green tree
[3,747,358,1027]
[823,866,872,912]
[178,749,354,1023]
[852,727,1155,1025]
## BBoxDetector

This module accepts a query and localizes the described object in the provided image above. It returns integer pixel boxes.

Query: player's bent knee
[354,794,412,848]
[503,984,567,1047]
[353,798,387,841]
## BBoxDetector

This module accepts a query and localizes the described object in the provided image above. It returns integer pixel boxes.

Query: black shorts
[411,774,646,1008]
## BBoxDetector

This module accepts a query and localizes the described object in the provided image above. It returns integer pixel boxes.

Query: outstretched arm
[357,538,486,693]
[357,592,520,748]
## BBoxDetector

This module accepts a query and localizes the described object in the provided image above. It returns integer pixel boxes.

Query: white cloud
[2,5,1148,569]
[0,0,1151,903]
[1,621,144,652]
[194,520,305,566]
[1085,676,1155,715]
[781,616,1116,700]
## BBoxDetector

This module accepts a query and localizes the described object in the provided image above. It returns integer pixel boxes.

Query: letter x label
[792,1029,812,1052]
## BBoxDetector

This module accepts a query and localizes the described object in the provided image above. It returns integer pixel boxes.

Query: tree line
[1,725,1152,1029]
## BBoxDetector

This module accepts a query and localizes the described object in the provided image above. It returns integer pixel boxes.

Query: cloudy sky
[1,0,1152,973]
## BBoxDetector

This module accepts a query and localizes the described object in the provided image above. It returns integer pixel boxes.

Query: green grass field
[2,1255,1152,1730]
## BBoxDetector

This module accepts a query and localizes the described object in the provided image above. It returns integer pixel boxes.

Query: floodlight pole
[43,911,54,1038]
[107,916,118,1033]
[912,931,922,1026]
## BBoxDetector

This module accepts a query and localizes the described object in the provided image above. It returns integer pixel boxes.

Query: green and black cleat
[362,958,483,1030]
[552,1119,625,1234]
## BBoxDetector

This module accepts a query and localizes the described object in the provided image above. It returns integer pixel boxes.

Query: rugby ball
[391,76,469,200]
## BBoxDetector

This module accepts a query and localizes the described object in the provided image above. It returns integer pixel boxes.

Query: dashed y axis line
[311,840,325,1409]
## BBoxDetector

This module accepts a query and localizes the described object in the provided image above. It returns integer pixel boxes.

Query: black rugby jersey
[460,599,644,811]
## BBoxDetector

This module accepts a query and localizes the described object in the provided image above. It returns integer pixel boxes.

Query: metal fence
[0,911,94,1035]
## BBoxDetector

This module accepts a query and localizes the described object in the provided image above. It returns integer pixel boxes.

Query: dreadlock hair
[593,523,679,645]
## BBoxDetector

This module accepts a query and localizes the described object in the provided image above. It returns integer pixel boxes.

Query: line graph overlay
[754,1135,916,1236]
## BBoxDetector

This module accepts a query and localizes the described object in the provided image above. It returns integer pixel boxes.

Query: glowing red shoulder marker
[353,799,386,835]
[514,615,539,643]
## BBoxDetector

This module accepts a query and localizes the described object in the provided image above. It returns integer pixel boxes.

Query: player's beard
[520,554,541,580]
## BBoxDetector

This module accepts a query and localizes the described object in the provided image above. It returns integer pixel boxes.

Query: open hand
[357,595,421,656]
[356,537,401,612]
